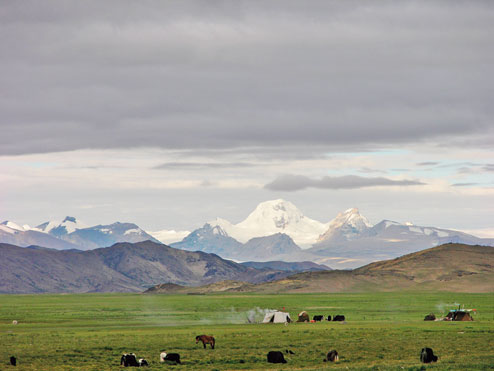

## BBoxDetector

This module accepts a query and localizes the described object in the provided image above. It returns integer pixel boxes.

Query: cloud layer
[1,1,493,155]
[264,174,425,191]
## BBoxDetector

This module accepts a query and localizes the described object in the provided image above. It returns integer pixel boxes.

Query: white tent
[262,311,291,323]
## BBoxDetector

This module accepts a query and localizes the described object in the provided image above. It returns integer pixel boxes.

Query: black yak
[10,356,16,366]
[267,351,287,364]
[333,315,345,321]
[313,315,323,321]
[323,350,339,362]
[326,315,332,321]
[420,347,438,363]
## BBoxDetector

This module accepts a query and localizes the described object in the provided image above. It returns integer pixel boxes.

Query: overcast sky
[1,0,493,236]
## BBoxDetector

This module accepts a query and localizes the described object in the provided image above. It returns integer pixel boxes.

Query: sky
[1,0,493,236]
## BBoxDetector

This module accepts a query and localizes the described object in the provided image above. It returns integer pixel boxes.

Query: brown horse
[196,335,215,349]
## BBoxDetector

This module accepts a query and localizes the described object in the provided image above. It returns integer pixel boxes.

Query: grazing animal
[326,315,332,321]
[420,347,438,363]
[267,351,287,364]
[196,335,215,349]
[323,350,339,362]
[313,315,323,322]
[10,356,16,366]
[138,359,149,367]
[285,349,295,354]
[160,352,181,364]
[333,315,345,321]
[424,313,436,321]
[120,353,139,367]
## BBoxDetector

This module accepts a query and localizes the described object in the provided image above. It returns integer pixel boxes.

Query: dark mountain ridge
[0,241,291,294]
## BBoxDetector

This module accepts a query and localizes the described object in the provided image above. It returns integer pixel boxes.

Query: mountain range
[1,217,159,251]
[2,199,493,268]
[0,241,298,293]
[146,243,494,294]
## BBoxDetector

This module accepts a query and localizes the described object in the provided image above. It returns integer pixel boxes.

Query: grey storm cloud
[1,1,494,155]
[264,174,425,191]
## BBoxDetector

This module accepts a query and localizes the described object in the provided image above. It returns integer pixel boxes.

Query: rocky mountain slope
[0,241,291,293]
[146,244,494,294]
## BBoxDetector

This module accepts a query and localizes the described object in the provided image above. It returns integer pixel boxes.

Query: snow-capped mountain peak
[318,207,372,242]
[208,199,328,248]
[1,221,27,232]
[36,216,87,236]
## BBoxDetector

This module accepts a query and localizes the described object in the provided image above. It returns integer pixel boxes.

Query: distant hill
[240,260,330,272]
[0,241,291,293]
[145,244,494,294]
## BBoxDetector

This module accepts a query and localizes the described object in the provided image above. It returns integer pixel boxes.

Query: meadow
[1,292,493,370]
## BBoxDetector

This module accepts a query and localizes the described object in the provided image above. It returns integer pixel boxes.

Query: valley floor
[0,293,493,370]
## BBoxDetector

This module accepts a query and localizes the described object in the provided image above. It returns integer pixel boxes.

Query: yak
[138,359,149,367]
[313,315,323,321]
[333,315,345,321]
[10,356,16,366]
[420,347,438,363]
[120,353,139,367]
[326,315,332,321]
[160,352,181,364]
[267,351,287,364]
[323,350,339,362]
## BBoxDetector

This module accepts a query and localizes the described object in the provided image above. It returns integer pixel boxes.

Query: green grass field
[1,292,493,370]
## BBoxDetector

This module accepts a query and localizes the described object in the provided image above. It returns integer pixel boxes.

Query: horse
[196,335,215,349]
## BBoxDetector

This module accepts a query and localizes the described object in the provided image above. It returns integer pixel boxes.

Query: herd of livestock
[9,308,468,368]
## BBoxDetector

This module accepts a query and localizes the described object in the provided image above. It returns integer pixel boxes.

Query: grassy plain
[1,292,493,370]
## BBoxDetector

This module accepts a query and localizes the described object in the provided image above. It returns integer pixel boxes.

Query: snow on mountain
[36,216,87,237]
[1,221,27,232]
[208,199,328,248]
[147,229,191,244]
[317,208,372,243]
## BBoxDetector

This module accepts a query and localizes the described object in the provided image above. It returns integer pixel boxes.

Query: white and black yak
[160,351,181,364]
[267,351,287,364]
[120,353,139,367]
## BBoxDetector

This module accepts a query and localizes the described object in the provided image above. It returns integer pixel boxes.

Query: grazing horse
[196,335,215,349]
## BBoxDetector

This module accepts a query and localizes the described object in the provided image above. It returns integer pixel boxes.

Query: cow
[326,315,332,321]
[196,335,215,349]
[120,353,139,367]
[420,347,438,363]
[313,315,324,322]
[160,352,181,364]
[138,359,149,367]
[323,350,339,362]
[10,356,16,366]
[267,351,287,364]
[333,315,345,321]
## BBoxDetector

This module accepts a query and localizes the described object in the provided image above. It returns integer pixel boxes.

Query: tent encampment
[263,311,291,323]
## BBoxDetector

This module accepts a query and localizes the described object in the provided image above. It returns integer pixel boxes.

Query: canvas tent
[263,311,291,323]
